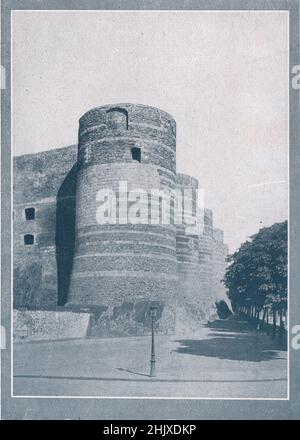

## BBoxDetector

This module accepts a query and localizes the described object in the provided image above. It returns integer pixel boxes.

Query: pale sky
[12,10,289,252]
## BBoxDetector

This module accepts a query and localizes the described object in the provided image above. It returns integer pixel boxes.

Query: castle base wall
[13,309,90,342]
[13,301,175,341]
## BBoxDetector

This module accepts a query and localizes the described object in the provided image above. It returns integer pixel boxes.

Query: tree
[223,221,287,337]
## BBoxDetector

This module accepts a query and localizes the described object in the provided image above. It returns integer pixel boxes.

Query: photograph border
[1,0,299,420]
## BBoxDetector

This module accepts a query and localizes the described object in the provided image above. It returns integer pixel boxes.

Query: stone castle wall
[212,228,229,300]
[14,309,90,342]
[176,173,200,304]
[13,145,77,307]
[198,209,214,300]
[13,103,228,336]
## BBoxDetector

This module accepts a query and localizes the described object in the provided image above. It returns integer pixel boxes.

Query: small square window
[131,147,141,162]
[24,234,34,245]
[25,207,35,220]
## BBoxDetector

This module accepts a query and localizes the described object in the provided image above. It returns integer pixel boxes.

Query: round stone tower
[176,173,200,303]
[67,104,177,333]
[198,208,214,299]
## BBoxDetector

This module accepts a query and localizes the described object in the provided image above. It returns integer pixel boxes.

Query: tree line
[223,221,287,343]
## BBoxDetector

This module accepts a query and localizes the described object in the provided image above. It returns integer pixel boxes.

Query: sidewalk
[13,317,288,398]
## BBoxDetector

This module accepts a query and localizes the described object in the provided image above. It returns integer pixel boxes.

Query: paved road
[13,317,287,398]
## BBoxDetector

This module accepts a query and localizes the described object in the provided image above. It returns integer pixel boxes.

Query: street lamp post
[149,306,157,377]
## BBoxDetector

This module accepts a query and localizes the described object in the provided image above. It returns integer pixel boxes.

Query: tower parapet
[78,103,176,189]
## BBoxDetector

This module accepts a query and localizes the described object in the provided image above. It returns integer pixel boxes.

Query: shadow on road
[116,367,150,378]
[207,317,256,333]
[175,317,287,362]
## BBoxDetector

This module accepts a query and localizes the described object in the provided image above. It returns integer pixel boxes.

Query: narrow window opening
[24,234,34,245]
[25,207,35,220]
[131,147,141,162]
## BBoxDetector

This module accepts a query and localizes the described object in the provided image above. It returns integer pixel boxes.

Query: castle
[13,104,228,337]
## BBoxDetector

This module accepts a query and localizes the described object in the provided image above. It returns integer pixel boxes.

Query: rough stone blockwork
[13,309,90,342]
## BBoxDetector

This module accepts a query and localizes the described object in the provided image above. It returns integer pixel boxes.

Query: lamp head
[149,305,158,318]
